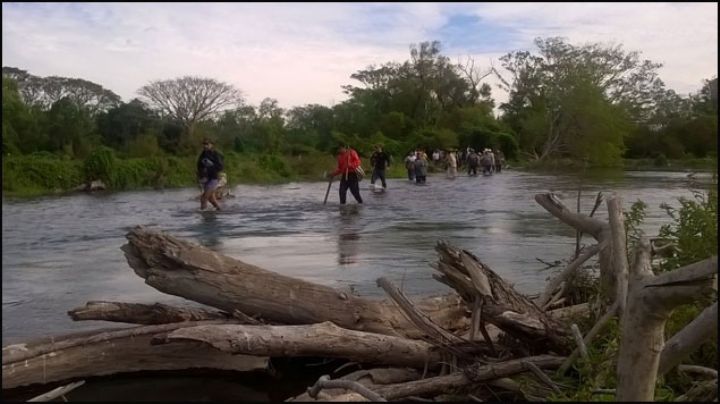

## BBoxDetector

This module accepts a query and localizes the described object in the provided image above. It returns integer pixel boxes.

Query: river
[3,169,709,347]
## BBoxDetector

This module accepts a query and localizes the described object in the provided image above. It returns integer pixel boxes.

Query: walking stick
[323,175,333,205]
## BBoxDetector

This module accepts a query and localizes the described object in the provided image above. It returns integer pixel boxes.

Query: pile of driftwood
[2,192,717,401]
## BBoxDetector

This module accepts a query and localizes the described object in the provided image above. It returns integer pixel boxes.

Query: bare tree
[137,76,244,136]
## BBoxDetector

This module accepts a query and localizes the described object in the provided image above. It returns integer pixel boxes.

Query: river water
[1,169,709,346]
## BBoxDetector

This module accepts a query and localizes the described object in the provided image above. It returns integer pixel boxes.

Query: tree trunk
[122,226,466,339]
[2,321,268,389]
[616,236,717,401]
[156,321,442,368]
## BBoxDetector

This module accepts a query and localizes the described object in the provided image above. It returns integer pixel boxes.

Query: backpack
[355,165,365,181]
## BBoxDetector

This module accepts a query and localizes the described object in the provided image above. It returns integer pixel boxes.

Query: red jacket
[331,149,361,177]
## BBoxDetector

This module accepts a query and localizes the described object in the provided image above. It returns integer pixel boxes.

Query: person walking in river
[494,149,505,173]
[404,151,417,181]
[414,150,428,184]
[481,149,494,176]
[370,144,390,191]
[197,138,224,211]
[329,144,363,204]
[446,149,457,179]
[466,149,479,176]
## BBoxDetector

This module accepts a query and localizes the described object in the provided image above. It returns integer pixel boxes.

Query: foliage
[499,37,662,164]
[83,146,117,186]
[657,179,718,271]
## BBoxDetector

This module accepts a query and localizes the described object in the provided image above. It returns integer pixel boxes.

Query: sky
[2,2,718,111]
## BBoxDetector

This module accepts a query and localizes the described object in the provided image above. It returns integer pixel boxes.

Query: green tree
[499,37,661,163]
[46,97,97,157]
[97,98,161,150]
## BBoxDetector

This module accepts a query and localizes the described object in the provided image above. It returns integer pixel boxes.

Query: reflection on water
[2,170,711,344]
[337,205,361,265]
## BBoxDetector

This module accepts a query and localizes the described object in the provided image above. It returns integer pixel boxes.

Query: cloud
[2,2,717,112]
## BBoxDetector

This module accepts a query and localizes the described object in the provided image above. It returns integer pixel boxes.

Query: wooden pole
[323,177,333,205]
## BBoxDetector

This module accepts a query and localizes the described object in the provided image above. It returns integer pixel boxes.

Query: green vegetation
[2,38,717,197]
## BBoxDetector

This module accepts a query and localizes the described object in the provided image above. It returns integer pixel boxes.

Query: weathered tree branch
[371,355,565,400]
[538,242,606,308]
[657,302,718,377]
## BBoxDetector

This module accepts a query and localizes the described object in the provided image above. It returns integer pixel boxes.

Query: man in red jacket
[329,145,363,204]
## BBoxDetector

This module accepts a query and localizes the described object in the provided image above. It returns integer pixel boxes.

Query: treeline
[2,38,717,175]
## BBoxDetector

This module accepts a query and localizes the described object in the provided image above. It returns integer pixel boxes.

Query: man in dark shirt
[196,139,224,211]
[369,144,391,191]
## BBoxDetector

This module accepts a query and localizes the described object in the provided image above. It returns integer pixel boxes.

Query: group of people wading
[327,144,506,205]
[195,138,506,209]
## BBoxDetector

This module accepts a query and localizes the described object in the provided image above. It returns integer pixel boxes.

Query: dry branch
[658,301,718,377]
[372,355,565,400]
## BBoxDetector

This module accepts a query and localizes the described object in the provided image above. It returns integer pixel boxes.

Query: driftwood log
[155,321,442,368]
[122,226,467,338]
[68,301,231,324]
[2,320,268,389]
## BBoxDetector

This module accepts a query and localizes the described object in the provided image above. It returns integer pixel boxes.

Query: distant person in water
[404,151,417,181]
[370,144,390,190]
[494,149,505,173]
[414,150,428,184]
[466,149,479,176]
[197,139,224,211]
[329,144,363,204]
[481,149,494,176]
[446,148,457,179]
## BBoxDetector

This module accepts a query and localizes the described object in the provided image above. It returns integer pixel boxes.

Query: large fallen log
[2,321,268,389]
[155,321,442,368]
[122,226,466,338]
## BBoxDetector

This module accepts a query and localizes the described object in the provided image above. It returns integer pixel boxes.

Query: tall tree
[137,76,244,140]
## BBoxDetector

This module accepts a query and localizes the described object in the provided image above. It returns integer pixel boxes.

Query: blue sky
[2,2,717,109]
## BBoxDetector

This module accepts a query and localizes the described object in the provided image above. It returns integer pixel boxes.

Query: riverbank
[2,153,716,198]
